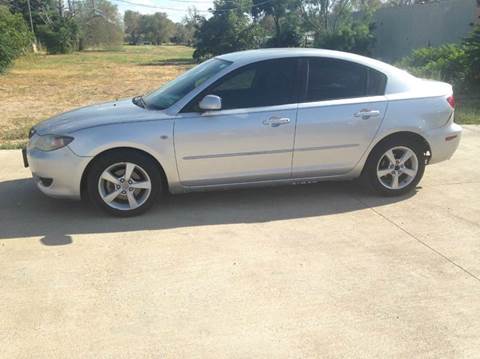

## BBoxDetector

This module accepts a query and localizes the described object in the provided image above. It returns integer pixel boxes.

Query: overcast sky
[112,0,214,22]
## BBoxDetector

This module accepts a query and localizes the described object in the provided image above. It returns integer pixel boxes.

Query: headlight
[32,135,74,152]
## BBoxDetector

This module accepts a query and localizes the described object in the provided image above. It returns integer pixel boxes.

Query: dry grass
[0,45,193,149]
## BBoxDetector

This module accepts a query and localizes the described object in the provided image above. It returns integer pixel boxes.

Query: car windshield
[142,58,232,110]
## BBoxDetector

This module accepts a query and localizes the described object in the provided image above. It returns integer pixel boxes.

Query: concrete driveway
[1,126,479,358]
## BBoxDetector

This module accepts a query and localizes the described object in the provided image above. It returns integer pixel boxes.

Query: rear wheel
[363,137,426,196]
[87,150,162,216]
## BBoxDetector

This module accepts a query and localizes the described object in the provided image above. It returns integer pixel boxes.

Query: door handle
[354,109,380,120]
[263,117,291,127]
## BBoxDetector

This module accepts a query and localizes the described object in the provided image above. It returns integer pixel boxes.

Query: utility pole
[26,0,38,53]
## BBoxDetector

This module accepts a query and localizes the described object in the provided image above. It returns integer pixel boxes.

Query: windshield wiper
[132,95,146,108]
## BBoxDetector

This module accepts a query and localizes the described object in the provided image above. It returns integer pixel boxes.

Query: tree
[193,0,262,61]
[37,13,79,54]
[302,0,378,55]
[140,12,174,45]
[0,5,31,73]
[124,10,142,45]
[463,24,480,89]
[265,12,303,47]
[5,0,125,53]
[171,23,191,45]
[2,0,56,33]
[172,7,200,46]
[251,0,301,46]
[124,11,175,45]
[75,0,123,50]
[5,0,79,54]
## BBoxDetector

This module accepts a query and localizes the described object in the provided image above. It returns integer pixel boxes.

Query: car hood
[34,98,170,135]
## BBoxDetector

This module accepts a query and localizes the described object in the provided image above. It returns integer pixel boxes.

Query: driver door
[174,58,301,187]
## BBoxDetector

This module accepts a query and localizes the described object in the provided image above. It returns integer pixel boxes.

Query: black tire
[362,137,426,196]
[86,150,163,216]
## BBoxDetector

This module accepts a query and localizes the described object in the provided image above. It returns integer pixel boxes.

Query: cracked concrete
[1,125,479,358]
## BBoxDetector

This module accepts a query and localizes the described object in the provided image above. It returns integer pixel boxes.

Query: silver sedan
[24,48,462,216]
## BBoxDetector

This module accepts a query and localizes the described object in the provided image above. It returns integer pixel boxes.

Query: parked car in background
[23,48,462,216]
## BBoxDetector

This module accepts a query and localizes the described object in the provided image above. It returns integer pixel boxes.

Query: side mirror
[199,95,222,111]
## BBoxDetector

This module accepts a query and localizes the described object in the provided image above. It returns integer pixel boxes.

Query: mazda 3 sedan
[24,48,462,216]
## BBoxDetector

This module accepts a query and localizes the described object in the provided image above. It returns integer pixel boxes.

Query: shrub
[0,6,31,73]
[396,44,466,91]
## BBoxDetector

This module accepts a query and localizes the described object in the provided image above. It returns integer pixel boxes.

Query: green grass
[456,98,480,124]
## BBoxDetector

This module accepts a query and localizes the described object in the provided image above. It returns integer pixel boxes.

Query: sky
[111,0,214,22]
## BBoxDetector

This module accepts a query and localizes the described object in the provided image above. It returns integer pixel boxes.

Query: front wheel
[363,138,426,196]
[87,150,163,216]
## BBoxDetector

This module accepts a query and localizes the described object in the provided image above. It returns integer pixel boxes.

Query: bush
[37,16,79,54]
[396,44,466,90]
[397,25,480,94]
[0,6,31,73]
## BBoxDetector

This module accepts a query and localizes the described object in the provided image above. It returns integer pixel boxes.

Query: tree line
[2,0,124,53]
[0,0,442,73]
[190,0,380,62]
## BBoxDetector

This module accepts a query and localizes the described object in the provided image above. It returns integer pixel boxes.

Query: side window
[306,58,386,102]
[366,68,387,96]
[185,58,298,111]
[214,68,255,91]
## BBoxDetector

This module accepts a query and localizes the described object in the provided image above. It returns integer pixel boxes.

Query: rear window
[305,58,387,102]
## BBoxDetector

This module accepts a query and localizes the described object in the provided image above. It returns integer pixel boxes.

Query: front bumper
[425,122,462,164]
[26,145,91,199]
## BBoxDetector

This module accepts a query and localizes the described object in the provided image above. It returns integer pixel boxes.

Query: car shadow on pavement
[0,177,416,246]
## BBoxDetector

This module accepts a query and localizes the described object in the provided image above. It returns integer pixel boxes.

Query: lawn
[456,97,480,124]
[0,46,478,149]
[0,45,194,149]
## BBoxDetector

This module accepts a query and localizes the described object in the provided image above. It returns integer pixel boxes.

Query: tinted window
[186,58,298,111]
[215,68,255,91]
[305,58,386,102]
[366,68,387,96]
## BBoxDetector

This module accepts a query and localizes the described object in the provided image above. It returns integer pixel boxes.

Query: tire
[362,137,426,196]
[86,150,163,216]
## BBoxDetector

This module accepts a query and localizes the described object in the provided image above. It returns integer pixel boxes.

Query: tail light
[446,95,455,109]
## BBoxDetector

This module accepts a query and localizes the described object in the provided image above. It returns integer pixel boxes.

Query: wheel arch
[362,131,432,175]
[80,147,169,200]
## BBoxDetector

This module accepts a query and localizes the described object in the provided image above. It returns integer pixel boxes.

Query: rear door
[292,57,388,177]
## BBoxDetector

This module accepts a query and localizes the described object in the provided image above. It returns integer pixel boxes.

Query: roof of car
[216,48,412,81]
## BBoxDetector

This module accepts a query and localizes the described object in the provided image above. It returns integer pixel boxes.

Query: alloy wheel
[97,162,152,211]
[376,146,419,190]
